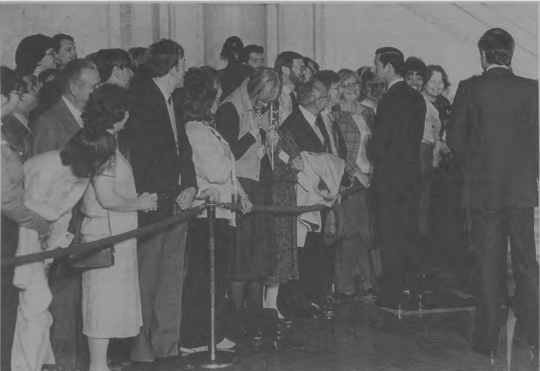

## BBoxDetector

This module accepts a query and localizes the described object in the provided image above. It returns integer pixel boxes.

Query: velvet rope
[1,185,364,268]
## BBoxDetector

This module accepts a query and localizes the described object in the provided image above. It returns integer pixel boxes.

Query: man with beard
[274,51,305,126]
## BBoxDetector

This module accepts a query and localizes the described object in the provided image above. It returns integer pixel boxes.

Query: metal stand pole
[185,202,240,369]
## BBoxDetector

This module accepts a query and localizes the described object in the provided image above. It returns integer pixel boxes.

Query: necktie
[315,115,332,153]
[290,91,299,111]
[327,113,341,155]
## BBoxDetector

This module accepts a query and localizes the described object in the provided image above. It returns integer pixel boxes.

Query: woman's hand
[291,156,304,171]
[267,130,279,149]
[239,195,252,214]
[138,192,158,212]
[199,188,220,203]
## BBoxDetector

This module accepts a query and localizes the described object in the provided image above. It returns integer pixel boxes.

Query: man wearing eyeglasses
[274,51,305,126]
[369,47,426,310]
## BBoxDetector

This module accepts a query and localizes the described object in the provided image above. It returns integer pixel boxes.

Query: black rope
[1,185,363,268]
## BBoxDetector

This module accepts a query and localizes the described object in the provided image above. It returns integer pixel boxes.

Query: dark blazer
[368,80,426,192]
[447,67,539,211]
[281,108,330,154]
[2,114,33,162]
[32,97,81,154]
[122,76,197,226]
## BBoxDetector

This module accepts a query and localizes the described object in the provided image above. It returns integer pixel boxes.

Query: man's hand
[291,156,304,171]
[176,187,197,210]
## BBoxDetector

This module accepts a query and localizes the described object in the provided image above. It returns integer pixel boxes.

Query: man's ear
[282,66,291,77]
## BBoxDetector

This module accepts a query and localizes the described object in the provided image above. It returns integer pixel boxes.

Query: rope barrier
[1,185,364,268]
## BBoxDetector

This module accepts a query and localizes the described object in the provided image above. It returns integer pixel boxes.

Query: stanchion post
[185,201,240,369]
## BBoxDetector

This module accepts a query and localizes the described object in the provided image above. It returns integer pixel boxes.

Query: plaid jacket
[331,104,374,179]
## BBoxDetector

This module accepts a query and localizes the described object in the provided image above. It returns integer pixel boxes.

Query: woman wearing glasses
[331,69,376,300]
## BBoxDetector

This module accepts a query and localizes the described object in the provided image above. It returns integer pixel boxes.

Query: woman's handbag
[68,208,115,269]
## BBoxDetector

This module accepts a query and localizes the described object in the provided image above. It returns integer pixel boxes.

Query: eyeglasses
[317,92,331,101]
[341,82,360,90]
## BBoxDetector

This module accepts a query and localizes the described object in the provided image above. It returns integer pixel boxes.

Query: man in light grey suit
[33,58,100,154]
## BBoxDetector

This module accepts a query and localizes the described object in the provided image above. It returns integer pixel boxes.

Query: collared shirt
[152,78,178,151]
[299,105,325,145]
[278,84,295,126]
[387,77,404,91]
[321,108,339,156]
[62,96,84,128]
[486,64,510,72]
[12,113,30,132]
[360,99,377,114]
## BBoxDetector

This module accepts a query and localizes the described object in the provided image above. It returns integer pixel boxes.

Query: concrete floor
[126,297,537,371]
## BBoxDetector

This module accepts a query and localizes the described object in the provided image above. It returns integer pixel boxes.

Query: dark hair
[1,66,25,99]
[85,52,98,63]
[195,65,220,86]
[356,66,371,81]
[37,78,63,108]
[60,126,116,179]
[297,79,325,106]
[15,34,55,77]
[423,65,450,90]
[128,47,146,63]
[82,84,129,132]
[220,36,244,61]
[52,33,75,53]
[61,59,98,94]
[313,70,339,90]
[478,28,514,66]
[404,56,426,76]
[182,68,217,123]
[361,70,377,88]
[241,45,264,64]
[38,68,62,87]
[274,51,304,77]
[375,47,405,76]
[92,49,132,83]
[144,39,184,78]
[304,57,320,73]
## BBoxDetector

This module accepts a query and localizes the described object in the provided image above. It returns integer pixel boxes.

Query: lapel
[298,110,324,148]
[147,79,176,139]
[56,98,82,137]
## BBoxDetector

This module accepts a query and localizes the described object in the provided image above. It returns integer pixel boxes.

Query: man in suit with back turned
[368,47,426,309]
[447,28,539,360]
[121,39,197,363]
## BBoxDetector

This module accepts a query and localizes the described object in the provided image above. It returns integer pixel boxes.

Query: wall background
[1,2,537,99]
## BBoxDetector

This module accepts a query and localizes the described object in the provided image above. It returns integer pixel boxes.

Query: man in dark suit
[279,80,336,317]
[448,28,539,359]
[121,39,197,363]
[31,58,100,371]
[275,51,305,126]
[33,59,100,154]
[369,47,426,309]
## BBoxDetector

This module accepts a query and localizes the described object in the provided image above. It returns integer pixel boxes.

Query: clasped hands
[199,188,253,214]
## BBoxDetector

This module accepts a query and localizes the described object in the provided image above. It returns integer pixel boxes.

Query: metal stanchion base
[185,350,241,369]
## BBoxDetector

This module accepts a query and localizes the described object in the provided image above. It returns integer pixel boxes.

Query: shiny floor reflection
[127,299,538,371]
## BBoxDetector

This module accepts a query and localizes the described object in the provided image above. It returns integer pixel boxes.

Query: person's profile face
[289,59,306,85]
[58,39,77,66]
[373,54,387,83]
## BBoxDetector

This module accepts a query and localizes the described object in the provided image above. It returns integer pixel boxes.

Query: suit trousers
[374,186,421,295]
[471,208,539,350]
[131,219,188,362]
[334,189,373,294]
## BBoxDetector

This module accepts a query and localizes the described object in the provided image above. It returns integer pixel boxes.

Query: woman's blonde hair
[247,67,282,105]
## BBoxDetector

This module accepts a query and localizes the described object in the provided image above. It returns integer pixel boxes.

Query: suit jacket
[447,67,539,211]
[2,115,33,162]
[369,80,426,193]
[32,98,81,155]
[121,76,197,226]
[281,108,330,154]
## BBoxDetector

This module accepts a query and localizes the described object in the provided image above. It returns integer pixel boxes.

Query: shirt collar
[387,77,404,91]
[12,113,29,131]
[282,84,292,96]
[299,105,317,127]
[486,64,509,72]
[62,96,83,127]
[153,78,172,103]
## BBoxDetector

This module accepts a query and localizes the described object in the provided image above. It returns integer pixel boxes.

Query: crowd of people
[1,27,538,371]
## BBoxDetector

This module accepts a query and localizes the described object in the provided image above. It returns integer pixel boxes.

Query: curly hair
[182,67,217,123]
[423,65,451,90]
[82,84,129,132]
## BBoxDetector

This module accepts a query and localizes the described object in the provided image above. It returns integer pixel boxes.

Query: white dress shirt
[299,105,325,145]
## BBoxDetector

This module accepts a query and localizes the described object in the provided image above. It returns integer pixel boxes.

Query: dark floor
[126,294,538,371]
